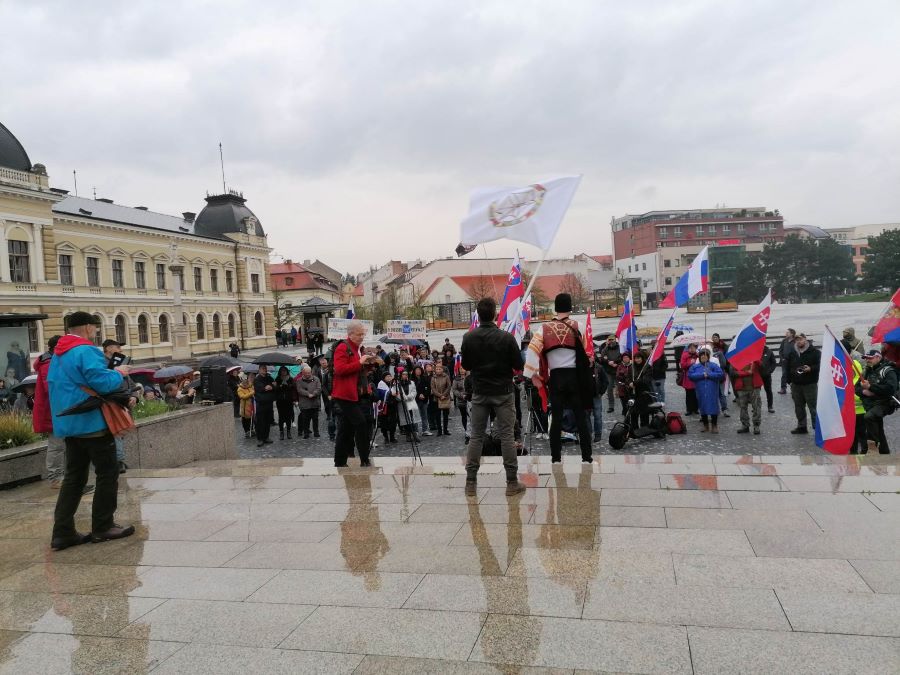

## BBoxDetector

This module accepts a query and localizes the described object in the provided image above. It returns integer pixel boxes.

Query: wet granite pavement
[237,378,899,460]
[0,453,897,674]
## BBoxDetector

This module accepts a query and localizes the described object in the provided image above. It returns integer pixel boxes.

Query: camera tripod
[522,385,547,456]
[392,381,423,466]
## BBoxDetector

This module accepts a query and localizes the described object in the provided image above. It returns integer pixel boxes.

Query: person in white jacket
[393,369,419,441]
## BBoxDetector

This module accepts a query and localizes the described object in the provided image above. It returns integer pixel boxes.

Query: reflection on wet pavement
[0,453,896,673]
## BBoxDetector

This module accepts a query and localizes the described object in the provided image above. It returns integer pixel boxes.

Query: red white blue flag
[815,327,855,455]
[659,246,709,308]
[521,295,532,333]
[453,352,462,376]
[649,309,677,365]
[468,311,479,332]
[583,310,594,362]
[498,252,524,330]
[615,288,639,353]
[725,289,772,370]
[346,299,356,320]
[872,288,900,343]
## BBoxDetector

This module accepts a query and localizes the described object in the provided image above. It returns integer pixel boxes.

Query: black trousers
[276,401,295,430]
[300,408,320,435]
[685,389,699,414]
[761,374,773,409]
[334,399,370,466]
[458,404,469,431]
[548,368,592,462]
[256,403,274,441]
[53,432,119,538]
[241,417,252,433]
[864,403,892,454]
[427,400,439,430]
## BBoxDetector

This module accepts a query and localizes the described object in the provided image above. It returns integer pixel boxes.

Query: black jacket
[760,347,777,377]
[460,321,524,396]
[253,374,276,405]
[785,345,821,386]
[592,360,609,397]
[651,353,668,380]
[856,361,898,406]
[599,342,622,373]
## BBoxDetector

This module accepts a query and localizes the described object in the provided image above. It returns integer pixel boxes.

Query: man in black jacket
[760,345,777,413]
[461,297,526,497]
[856,349,897,454]
[785,333,820,434]
[599,335,622,412]
[253,365,276,446]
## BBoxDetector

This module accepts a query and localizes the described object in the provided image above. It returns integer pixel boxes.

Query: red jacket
[732,361,764,390]
[32,353,53,434]
[332,339,363,401]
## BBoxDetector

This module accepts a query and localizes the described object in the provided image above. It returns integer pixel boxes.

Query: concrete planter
[0,404,236,487]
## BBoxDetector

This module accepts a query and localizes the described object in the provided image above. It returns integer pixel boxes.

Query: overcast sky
[2,0,899,275]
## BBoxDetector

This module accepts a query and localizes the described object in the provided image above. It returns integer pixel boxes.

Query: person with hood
[319,356,336,441]
[679,343,700,415]
[430,362,452,435]
[236,374,255,438]
[296,364,322,439]
[273,366,297,439]
[688,348,724,433]
[33,335,73,488]
[376,372,399,443]
[599,334,622,413]
[47,311,133,551]
[253,365,276,446]
[856,349,897,454]
[841,327,865,358]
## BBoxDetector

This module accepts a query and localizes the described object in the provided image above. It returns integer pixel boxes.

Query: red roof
[269,262,308,274]
[270,267,339,292]
[352,283,364,297]
[450,275,510,299]
[590,254,613,266]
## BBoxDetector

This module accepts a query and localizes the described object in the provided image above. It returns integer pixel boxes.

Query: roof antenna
[73,170,78,196]
[219,142,226,193]
[92,186,97,200]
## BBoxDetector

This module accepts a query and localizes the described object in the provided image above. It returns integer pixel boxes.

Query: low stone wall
[0,403,236,487]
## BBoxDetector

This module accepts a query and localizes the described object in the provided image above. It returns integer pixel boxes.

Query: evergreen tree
[862,230,900,291]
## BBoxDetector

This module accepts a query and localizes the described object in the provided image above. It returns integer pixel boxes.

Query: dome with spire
[0,121,32,171]
[193,190,265,239]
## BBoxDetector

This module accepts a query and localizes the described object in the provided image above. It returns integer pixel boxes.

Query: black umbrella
[11,375,38,393]
[593,332,614,342]
[199,355,241,369]
[306,327,325,334]
[58,384,132,416]
[378,336,426,347]
[252,352,301,366]
[239,362,259,374]
[154,365,194,381]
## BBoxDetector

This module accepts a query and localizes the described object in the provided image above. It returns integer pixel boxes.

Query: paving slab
[688,626,900,674]
[470,613,691,673]
[664,507,820,531]
[452,523,596,550]
[850,559,900,593]
[726,490,880,511]
[600,488,732,508]
[280,606,485,661]
[130,566,279,601]
[776,588,900,637]
[583,581,791,630]
[746,528,900,560]
[248,569,423,608]
[505,548,675,583]
[151,643,363,675]
[353,655,569,674]
[597,526,755,556]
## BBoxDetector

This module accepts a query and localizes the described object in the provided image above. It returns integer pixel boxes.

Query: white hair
[346,320,364,334]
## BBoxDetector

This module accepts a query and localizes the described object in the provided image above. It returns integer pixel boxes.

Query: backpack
[666,411,687,435]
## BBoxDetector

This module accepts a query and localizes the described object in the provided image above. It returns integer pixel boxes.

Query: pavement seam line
[772,588,796,631]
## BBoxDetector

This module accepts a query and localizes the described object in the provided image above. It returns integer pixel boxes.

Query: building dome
[193,191,265,239]
[0,121,32,171]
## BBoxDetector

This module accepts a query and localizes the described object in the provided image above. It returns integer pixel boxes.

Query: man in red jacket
[33,335,94,492]
[732,360,763,435]
[332,321,376,467]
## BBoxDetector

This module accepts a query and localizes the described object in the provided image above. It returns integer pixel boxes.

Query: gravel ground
[236,378,897,460]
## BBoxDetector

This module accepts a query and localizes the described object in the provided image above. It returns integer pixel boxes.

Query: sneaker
[464,481,477,496]
[505,480,526,496]
[423,431,433,437]
[737,427,750,434]
[753,428,761,435]
[768,408,775,413]
[82,484,94,495]
[582,459,593,464]
[51,532,92,551]
[790,427,808,434]
[91,524,135,543]
[722,411,730,418]
[118,461,128,474]
[778,389,787,395]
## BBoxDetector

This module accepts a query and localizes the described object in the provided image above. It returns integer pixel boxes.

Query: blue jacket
[688,361,723,416]
[48,335,125,438]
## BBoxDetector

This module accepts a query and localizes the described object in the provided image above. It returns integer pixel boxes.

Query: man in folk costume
[524,293,593,464]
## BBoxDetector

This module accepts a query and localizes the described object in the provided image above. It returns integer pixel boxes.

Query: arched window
[159,315,170,343]
[196,314,205,340]
[92,314,104,346]
[137,314,149,344]
[212,313,221,338]
[227,313,236,338]
[254,311,264,336]
[114,314,127,344]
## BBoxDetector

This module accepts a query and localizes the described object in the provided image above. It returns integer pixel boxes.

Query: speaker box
[200,366,228,402]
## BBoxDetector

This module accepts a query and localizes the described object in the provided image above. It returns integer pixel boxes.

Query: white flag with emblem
[459,175,582,250]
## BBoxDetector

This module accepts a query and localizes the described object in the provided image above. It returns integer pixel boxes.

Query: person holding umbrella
[47,311,133,551]
[274,366,297,440]
[253,365,276,446]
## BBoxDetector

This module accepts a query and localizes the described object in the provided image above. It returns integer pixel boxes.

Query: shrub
[0,413,39,450]
[131,399,172,421]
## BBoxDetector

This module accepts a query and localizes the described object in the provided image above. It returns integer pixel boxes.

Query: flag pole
[522,248,548,302]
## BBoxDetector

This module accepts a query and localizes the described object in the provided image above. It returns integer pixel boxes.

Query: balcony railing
[15,283,36,292]
[0,167,37,187]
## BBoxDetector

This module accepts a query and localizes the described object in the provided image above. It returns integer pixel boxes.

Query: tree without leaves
[558,273,591,309]
[465,274,498,303]
[519,270,549,309]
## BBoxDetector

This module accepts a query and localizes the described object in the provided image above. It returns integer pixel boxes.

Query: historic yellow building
[0,121,274,364]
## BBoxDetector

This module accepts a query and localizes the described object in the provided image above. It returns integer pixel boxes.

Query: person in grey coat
[295,365,322,438]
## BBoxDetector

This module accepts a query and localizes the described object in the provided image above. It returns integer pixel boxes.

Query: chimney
[182,212,195,223]
[285,259,292,266]
[303,259,311,267]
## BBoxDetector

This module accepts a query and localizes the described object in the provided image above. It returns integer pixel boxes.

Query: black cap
[554,293,572,313]
[102,338,124,349]
[67,311,101,328]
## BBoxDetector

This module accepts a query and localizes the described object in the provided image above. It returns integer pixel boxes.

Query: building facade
[0,121,274,366]
[611,207,785,305]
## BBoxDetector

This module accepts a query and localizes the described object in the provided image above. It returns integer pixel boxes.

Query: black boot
[286,428,292,439]
[279,429,285,440]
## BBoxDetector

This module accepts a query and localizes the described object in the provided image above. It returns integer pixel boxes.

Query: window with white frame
[135,261,146,289]
[86,257,100,287]
[58,254,74,285]
[111,259,124,288]
[8,240,30,282]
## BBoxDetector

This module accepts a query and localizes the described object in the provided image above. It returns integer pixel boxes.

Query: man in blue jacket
[48,311,134,551]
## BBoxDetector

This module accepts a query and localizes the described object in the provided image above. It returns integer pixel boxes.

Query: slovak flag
[583,310,594,362]
[498,252,524,329]
[725,289,772,370]
[468,311,480,332]
[649,309,677,365]
[346,299,355,320]
[815,327,855,455]
[872,288,900,343]
[521,295,532,333]
[659,246,709,308]
[615,288,639,353]
[453,352,462,376]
